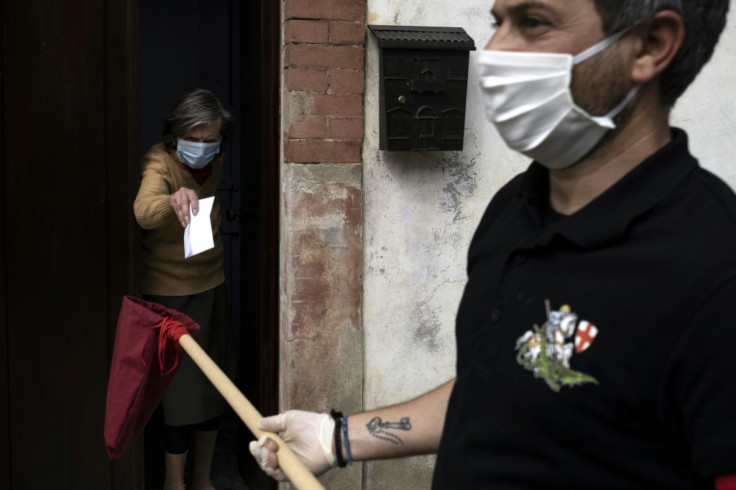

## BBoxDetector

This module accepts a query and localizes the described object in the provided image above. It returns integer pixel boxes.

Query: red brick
[289,117,329,139]
[286,139,362,163]
[330,69,365,95]
[329,118,364,140]
[330,22,366,45]
[285,0,366,22]
[285,68,329,92]
[284,20,329,44]
[285,44,365,70]
[311,94,364,117]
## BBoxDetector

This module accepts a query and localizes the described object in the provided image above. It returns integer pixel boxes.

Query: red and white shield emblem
[575,321,598,353]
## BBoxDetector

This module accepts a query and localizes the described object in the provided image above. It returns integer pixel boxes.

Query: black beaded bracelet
[330,409,347,468]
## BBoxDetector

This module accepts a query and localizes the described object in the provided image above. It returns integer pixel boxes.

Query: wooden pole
[178,334,325,490]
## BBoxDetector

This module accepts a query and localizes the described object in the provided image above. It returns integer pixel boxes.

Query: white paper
[184,196,215,258]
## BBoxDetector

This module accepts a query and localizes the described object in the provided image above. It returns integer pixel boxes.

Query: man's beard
[570,45,633,118]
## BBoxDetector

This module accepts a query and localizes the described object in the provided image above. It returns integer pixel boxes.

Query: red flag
[104,295,199,459]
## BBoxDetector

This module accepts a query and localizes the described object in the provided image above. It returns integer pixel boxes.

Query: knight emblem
[515,301,599,392]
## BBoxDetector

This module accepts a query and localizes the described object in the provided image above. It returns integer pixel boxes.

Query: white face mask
[477,29,639,170]
[176,139,221,169]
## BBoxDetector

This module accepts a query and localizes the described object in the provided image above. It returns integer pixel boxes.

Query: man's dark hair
[594,0,729,107]
[162,88,235,150]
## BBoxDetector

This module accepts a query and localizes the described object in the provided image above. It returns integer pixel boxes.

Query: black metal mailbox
[368,25,476,152]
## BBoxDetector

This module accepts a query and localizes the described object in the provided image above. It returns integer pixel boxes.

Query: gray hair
[594,0,729,107]
[163,88,234,150]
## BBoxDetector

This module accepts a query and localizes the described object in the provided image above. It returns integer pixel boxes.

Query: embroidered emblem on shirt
[515,301,599,392]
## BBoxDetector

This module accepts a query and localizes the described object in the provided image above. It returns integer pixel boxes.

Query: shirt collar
[519,128,698,248]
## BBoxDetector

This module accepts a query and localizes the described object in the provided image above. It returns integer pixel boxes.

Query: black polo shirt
[432,129,736,489]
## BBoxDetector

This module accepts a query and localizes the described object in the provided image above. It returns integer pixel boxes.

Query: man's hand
[169,187,199,228]
[249,410,336,481]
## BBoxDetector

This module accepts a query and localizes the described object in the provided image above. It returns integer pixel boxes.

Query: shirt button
[514,254,527,265]
[517,292,533,305]
[491,308,502,323]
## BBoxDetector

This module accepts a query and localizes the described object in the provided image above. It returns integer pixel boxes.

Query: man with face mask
[249,1,736,487]
[134,88,238,490]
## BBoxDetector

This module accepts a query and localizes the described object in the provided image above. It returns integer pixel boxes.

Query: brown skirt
[145,283,238,426]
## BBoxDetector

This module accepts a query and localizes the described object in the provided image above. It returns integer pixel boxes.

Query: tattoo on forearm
[366,417,412,445]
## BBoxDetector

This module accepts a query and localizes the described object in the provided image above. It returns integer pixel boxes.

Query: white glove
[249,410,336,481]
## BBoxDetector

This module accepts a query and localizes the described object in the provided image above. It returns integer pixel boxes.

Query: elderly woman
[134,88,237,490]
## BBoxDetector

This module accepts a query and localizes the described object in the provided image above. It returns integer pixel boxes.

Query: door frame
[0,0,8,479]
[107,0,281,486]
[237,0,281,487]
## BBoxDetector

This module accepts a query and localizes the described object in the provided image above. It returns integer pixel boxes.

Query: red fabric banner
[716,475,736,490]
[104,295,199,459]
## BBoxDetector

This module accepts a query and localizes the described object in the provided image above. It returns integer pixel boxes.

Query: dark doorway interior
[138,1,278,488]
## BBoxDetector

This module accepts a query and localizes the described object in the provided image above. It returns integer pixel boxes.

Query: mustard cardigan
[134,143,225,296]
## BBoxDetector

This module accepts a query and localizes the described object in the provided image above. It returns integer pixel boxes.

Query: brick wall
[283,0,366,164]
[280,1,366,487]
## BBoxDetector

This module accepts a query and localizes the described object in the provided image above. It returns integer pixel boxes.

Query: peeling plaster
[286,90,313,123]
[438,152,479,222]
[280,162,364,440]
[411,301,442,352]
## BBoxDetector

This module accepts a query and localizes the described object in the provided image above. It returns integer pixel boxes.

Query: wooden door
[0,0,141,488]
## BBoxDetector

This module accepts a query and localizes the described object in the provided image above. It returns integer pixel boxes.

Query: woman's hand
[169,187,199,228]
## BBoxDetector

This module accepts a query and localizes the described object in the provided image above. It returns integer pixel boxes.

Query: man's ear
[630,10,685,84]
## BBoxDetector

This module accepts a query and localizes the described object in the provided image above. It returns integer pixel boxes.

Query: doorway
[138,1,279,488]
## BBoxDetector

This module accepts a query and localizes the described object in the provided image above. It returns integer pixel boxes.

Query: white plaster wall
[362,1,523,485]
[361,0,736,486]
[363,0,523,407]
[671,6,736,188]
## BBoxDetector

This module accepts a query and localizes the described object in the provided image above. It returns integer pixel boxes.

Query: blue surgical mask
[176,139,221,169]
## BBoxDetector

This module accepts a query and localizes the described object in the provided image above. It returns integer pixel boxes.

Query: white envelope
[184,196,215,258]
